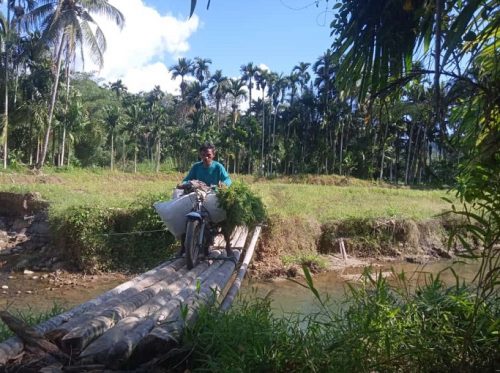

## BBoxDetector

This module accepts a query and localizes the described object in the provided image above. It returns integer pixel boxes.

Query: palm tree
[170,57,193,99]
[110,79,128,99]
[26,0,124,169]
[240,62,259,112]
[292,62,311,96]
[225,78,247,127]
[104,104,121,170]
[255,67,270,174]
[1,9,9,169]
[124,102,144,173]
[207,69,228,129]
[192,57,212,84]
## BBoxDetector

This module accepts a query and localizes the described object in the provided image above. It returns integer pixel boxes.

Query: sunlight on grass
[0,169,451,221]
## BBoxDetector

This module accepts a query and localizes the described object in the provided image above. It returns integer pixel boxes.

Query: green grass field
[0,168,452,221]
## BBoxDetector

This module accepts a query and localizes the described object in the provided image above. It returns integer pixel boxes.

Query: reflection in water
[240,260,481,315]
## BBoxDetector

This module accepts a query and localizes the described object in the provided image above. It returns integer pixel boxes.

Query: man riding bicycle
[177,142,232,190]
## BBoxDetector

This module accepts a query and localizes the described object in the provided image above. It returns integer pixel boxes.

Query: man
[177,142,232,189]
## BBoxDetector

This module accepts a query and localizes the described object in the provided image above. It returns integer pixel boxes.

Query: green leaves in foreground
[180,270,499,372]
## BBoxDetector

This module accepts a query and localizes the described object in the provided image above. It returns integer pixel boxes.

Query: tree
[208,69,228,129]
[26,0,124,169]
[255,67,270,174]
[192,57,212,84]
[292,62,311,96]
[240,62,259,112]
[225,78,246,127]
[171,57,193,99]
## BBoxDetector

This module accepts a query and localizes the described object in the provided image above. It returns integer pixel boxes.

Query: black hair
[199,142,216,153]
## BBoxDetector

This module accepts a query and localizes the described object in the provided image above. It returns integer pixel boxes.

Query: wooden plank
[0,257,184,365]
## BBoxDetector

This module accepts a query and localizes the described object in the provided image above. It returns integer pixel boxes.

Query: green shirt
[182,161,232,187]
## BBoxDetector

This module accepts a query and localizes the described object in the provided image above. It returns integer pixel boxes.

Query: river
[0,260,481,315]
[240,260,481,315]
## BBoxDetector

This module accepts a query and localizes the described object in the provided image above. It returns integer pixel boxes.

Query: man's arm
[177,164,197,188]
[218,164,232,187]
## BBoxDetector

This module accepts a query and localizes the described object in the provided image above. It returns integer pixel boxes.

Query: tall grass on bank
[177,268,499,372]
[0,304,65,342]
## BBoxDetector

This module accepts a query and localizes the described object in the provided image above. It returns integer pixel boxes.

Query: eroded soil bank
[0,192,462,281]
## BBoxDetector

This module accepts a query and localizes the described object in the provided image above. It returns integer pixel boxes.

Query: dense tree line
[0,0,498,187]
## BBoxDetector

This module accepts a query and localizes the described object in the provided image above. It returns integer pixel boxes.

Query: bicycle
[180,180,232,269]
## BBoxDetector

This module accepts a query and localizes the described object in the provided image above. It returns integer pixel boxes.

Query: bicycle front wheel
[185,219,201,269]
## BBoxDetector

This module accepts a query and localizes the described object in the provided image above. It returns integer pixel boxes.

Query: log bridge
[0,225,261,370]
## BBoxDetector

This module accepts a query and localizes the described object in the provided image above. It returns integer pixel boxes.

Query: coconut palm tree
[25,0,125,169]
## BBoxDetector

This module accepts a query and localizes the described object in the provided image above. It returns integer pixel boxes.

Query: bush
[174,268,499,372]
[51,192,176,272]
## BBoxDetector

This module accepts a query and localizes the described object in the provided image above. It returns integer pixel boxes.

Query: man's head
[199,142,216,167]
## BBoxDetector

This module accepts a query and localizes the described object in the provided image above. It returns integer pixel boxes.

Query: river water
[240,260,481,315]
[0,260,480,315]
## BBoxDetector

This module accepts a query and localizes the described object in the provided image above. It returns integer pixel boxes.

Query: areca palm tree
[255,67,270,174]
[170,57,193,99]
[208,69,228,129]
[225,78,247,127]
[292,62,311,95]
[240,62,259,111]
[192,56,211,84]
[26,0,124,169]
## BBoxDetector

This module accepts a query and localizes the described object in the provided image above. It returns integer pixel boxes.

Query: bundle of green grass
[216,181,267,234]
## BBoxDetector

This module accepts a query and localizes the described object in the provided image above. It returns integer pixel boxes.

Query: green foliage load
[51,193,176,272]
[216,180,267,233]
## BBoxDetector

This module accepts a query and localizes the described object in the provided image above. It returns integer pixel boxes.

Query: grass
[176,268,499,372]
[0,304,65,342]
[0,168,451,221]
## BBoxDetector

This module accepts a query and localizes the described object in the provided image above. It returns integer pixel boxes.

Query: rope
[101,229,167,237]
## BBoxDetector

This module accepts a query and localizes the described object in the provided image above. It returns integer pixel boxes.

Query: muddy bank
[251,214,461,279]
[0,192,67,272]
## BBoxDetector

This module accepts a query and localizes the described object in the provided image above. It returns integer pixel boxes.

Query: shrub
[51,192,176,272]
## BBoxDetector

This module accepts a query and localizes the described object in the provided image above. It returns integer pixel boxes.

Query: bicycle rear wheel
[185,219,201,269]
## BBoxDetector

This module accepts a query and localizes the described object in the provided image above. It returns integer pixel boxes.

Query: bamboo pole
[220,226,261,311]
[129,250,241,367]
[0,258,184,365]
[46,259,186,342]
[60,265,191,354]
[79,255,227,366]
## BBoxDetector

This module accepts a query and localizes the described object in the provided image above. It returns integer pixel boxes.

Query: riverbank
[0,169,458,279]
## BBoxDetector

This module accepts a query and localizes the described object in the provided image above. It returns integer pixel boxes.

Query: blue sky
[89,0,335,94]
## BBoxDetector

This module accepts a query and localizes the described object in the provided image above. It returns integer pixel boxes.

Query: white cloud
[84,0,199,94]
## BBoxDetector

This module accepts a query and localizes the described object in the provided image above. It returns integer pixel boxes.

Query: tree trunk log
[220,226,261,311]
